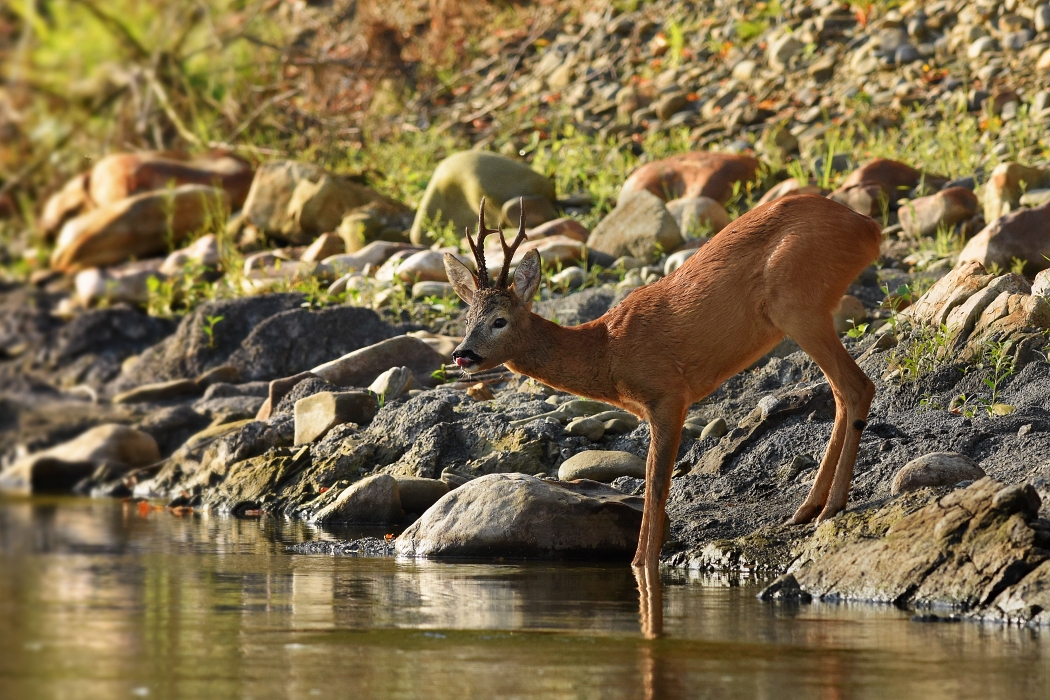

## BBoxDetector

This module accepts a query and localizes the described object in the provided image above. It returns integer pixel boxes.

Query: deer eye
[493,318,507,329]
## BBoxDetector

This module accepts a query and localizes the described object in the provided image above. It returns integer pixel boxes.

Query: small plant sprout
[203,315,224,348]
[980,338,1016,413]
[846,321,869,339]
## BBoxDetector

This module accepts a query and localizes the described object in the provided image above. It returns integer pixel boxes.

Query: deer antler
[466,197,502,289]
[497,196,528,289]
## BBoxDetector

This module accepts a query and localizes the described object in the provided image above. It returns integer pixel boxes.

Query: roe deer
[444,195,881,569]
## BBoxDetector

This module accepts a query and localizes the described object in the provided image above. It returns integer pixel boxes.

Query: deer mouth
[452,349,484,371]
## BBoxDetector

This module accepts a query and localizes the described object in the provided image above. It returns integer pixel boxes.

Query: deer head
[443,197,542,372]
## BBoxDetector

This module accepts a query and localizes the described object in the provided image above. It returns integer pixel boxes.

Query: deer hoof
[789,502,822,525]
[815,505,843,524]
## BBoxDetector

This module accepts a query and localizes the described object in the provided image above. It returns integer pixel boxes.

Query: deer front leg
[632,401,686,569]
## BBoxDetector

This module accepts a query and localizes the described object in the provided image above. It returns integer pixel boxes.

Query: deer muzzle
[452,348,483,370]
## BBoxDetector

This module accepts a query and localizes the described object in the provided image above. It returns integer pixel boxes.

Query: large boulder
[39,172,90,241]
[112,294,348,387]
[311,474,403,524]
[781,479,1047,617]
[982,162,1050,222]
[898,187,979,238]
[225,306,398,382]
[618,152,759,206]
[0,424,159,494]
[39,152,254,240]
[88,151,253,209]
[51,185,229,272]
[665,196,730,237]
[394,473,647,559]
[587,190,683,262]
[408,151,557,245]
[959,201,1050,274]
[241,161,409,244]
[901,261,1050,363]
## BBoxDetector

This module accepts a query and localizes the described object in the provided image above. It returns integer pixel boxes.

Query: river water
[1,496,1048,700]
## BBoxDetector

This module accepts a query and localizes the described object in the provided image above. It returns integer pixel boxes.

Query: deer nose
[452,348,483,368]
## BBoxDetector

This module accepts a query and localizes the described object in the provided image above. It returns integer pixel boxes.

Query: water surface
[1,496,1048,699]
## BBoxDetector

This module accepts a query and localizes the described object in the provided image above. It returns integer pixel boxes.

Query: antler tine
[464,224,487,289]
[469,197,503,289]
[497,196,529,289]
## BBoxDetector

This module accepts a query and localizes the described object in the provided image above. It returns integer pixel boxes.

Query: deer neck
[504,314,617,403]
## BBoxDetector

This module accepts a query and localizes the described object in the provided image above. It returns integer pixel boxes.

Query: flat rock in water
[891,452,986,495]
[0,424,159,494]
[782,478,1050,619]
[311,474,404,525]
[395,473,645,559]
[558,450,646,482]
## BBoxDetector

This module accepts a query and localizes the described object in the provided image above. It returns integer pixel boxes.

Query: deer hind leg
[633,399,687,569]
[782,320,875,525]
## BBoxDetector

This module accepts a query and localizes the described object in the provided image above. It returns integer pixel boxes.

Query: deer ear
[443,253,476,304]
[513,249,542,309]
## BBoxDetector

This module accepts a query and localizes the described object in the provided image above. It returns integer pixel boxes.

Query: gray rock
[112,378,201,404]
[113,294,304,388]
[395,476,449,514]
[603,418,637,435]
[192,394,266,423]
[311,474,403,524]
[565,416,605,441]
[664,248,699,276]
[968,36,999,58]
[40,307,175,387]
[558,450,647,482]
[534,287,622,326]
[227,306,397,382]
[409,151,556,245]
[898,187,978,238]
[891,452,986,495]
[654,91,689,120]
[701,417,728,440]
[294,391,377,445]
[665,196,729,237]
[311,335,444,389]
[549,266,587,290]
[894,43,921,64]
[586,190,683,262]
[1037,5,1050,34]
[768,34,802,72]
[394,473,646,559]
[412,281,456,299]
[786,479,1047,617]
[368,366,415,402]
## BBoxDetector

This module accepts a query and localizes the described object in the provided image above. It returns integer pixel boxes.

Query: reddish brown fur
[447,194,882,569]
